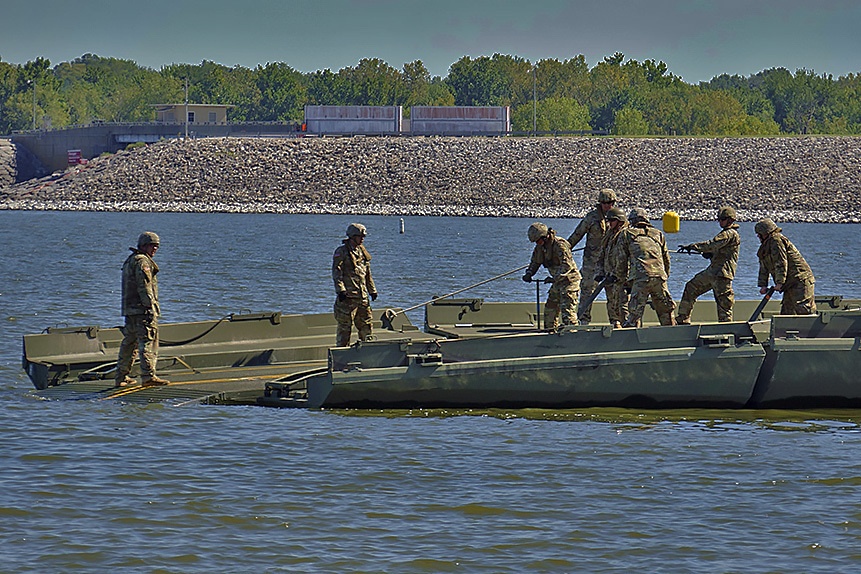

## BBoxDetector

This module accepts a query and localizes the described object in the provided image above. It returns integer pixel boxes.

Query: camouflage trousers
[116,314,159,381]
[544,280,579,330]
[334,296,373,347]
[577,262,600,323]
[780,280,817,315]
[625,277,676,326]
[676,272,734,322]
[606,283,629,326]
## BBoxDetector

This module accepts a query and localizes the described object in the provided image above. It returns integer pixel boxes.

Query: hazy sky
[2,0,860,83]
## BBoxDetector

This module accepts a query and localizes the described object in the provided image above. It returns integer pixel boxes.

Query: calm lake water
[2,210,861,572]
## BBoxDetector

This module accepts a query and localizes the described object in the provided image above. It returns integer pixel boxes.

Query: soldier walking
[333,223,378,347]
[568,188,616,324]
[675,206,741,323]
[115,231,169,387]
[755,218,816,315]
[522,222,581,329]
[614,208,675,327]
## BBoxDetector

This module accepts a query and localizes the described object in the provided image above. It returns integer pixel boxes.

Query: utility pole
[29,79,36,131]
[184,77,189,140]
[532,65,537,135]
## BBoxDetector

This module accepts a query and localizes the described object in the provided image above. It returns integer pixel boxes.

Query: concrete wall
[11,122,302,172]
[410,106,510,135]
[305,105,402,135]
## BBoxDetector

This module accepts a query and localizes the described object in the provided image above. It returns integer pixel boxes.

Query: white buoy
[399,218,405,234]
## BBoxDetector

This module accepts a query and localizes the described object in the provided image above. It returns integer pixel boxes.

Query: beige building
[152,104,232,124]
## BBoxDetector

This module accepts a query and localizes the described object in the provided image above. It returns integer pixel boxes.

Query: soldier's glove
[337,291,347,302]
[522,273,533,283]
[594,274,605,282]
[144,309,155,320]
[677,244,693,253]
[605,274,617,285]
[370,292,378,301]
[543,277,555,284]
[702,252,713,259]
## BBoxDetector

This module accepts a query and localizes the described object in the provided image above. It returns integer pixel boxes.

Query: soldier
[522,222,582,329]
[115,231,169,387]
[333,223,378,347]
[594,207,629,327]
[568,188,616,324]
[755,218,816,315]
[614,208,675,327]
[675,206,741,324]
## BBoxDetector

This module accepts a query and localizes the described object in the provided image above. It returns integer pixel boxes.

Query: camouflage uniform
[568,204,610,324]
[614,213,675,326]
[756,220,816,315]
[676,222,740,323]
[116,234,162,384]
[524,227,582,329]
[597,219,629,326]
[333,226,377,347]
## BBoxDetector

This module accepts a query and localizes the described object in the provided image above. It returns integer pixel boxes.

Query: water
[2,211,861,572]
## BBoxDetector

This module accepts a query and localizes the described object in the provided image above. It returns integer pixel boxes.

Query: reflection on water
[326,407,861,431]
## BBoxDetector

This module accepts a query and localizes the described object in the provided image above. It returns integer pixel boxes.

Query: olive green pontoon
[23,309,427,404]
[259,296,861,409]
[23,297,861,408]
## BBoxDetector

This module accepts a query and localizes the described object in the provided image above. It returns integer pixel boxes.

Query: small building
[152,104,233,124]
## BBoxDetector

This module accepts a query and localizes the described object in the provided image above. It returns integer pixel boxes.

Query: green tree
[338,58,404,106]
[446,56,508,106]
[534,56,590,102]
[612,107,649,135]
[511,97,591,132]
[588,53,635,132]
[254,62,307,121]
[402,59,431,108]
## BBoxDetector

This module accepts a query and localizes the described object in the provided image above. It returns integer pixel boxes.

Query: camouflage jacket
[692,224,740,279]
[598,223,629,278]
[567,206,609,269]
[526,231,582,284]
[122,249,160,317]
[333,240,376,299]
[757,231,814,288]
[614,222,670,282]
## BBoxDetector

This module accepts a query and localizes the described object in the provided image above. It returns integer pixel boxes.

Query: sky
[2,0,860,83]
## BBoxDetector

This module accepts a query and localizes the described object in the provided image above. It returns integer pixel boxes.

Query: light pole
[532,64,537,136]
[184,77,189,140]
[27,79,36,130]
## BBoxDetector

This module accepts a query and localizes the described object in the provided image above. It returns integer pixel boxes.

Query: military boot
[115,376,137,388]
[142,375,170,387]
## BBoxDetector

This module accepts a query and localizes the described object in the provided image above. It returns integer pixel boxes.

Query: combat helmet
[754,218,781,236]
[598,188,617,204]
[606,207,627,222]
[137,231,160,248]
[628,208,649,224]
[527,222,549,242]
[346,223,367,237]
[718,206,737,221]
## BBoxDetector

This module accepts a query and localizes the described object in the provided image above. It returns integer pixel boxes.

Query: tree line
[1,52,860,136]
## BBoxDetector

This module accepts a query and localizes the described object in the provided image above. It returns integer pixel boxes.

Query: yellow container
[662,211,680,233]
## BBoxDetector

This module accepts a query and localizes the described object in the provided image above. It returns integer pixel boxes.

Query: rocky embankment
[0,139,13,188]
[0,138,48,188]
[1,136,860,222]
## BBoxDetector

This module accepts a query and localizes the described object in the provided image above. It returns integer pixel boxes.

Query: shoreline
[1,199,855,223]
